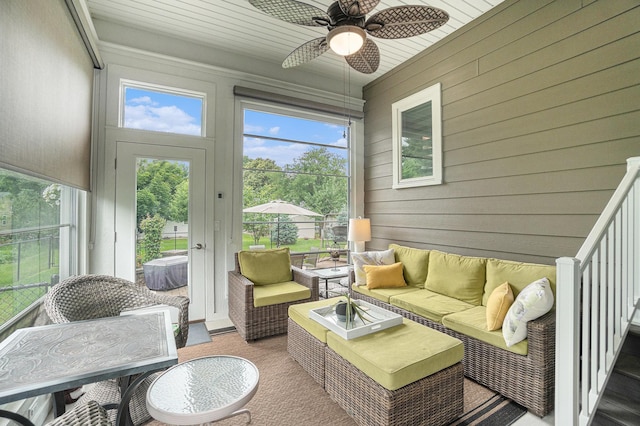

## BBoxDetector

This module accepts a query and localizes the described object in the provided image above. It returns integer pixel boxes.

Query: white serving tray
[309,299,403,340]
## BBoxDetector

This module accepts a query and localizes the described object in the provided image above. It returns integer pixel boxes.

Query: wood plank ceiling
[86,0,505,89]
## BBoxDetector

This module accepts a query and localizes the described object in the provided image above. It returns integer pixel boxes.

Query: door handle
[191,243,204,250]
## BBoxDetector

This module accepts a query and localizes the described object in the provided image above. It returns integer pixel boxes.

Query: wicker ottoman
[325,319,464,426]
[287,298,340,388]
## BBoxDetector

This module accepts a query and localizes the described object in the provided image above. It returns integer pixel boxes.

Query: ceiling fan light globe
[327,26,366,56]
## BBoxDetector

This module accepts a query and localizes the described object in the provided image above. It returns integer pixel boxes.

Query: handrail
[556,157,640,425]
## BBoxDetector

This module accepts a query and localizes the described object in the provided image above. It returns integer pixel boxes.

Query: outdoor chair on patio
[228,248,319,341]
[44,274,190,425]
[302,247,320,269]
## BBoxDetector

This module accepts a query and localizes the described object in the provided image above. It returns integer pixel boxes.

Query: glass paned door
[115,142,206,321]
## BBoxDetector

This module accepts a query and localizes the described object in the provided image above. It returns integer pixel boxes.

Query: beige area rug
[145,332,525,426]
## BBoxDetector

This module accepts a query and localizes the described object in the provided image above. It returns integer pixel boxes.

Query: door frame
[114,140,208,321]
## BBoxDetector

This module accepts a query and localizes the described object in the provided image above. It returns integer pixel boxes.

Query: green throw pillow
[388,244,429,288]
[484,258,556,305]
[425,250,486,306]
[238,248,292,285]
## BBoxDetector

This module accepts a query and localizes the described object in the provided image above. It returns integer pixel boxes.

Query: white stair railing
[556,157,640,426]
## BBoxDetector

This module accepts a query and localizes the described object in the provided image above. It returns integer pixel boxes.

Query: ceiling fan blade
[345,38,379,74]
[249,0,330,26]
[365,6,449,39]
[337,0,380,17]
[282,37,330,68]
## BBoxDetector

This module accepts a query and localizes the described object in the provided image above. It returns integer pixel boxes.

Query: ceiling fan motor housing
[326,1,365,28]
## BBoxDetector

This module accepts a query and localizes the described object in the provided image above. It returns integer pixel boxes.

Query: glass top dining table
[0,310,178,426]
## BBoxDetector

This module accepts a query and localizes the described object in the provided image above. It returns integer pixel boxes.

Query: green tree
[136,160,188,229]
[270,215,298,246]
[170,180,189,223]
[281,147,347,216]
[139,214,166,262]
[136,188,158,229]
[243,157,283,244]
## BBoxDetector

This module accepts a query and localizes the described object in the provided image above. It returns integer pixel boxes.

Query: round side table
[146,355,259,425]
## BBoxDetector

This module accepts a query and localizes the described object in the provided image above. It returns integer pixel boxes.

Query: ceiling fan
[248,0,449,74]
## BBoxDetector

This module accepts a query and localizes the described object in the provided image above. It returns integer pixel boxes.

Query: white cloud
[124,104,200,136]
[243,137,308,168]
[269,126,280,135]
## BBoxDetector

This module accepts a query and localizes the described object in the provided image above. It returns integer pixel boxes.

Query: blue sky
[243,109,348,168]
[124,87,202,136]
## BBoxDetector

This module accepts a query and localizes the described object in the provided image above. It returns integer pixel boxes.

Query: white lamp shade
[348,218,371,242]
[327,26,366,56]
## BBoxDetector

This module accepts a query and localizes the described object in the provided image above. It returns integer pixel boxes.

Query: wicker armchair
[45,400,112,426]
[44,274,190,425]
[228,253,319,341]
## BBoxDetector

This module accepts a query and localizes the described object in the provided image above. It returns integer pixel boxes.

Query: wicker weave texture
[44,274,190,348]
[228,253,319,341]
[350,290,555,417]
[287,318,326,388]
[325,347,463,426]
[44,274,190,425]
[45,400,111,426]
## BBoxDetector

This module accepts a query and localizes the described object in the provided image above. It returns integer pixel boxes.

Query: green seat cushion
[483,258,556,306]
[253,281,310,308]
[352,283,420,303]
[388,244,430,288]
[442,306,528,355]
[238,248,292,285]
[425,250,486,306]
[288,297,341,342]
[390,289,475,323]
[326,319,463,391]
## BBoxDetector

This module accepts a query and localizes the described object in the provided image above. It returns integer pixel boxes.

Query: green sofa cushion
[253,281,310,308]
[238,248,292,285]
[483,258,556,306]
[326,318,463,391]
[287,297,340,343]
[388,244,430,288]
[390,289,475,323]
[352,283,420,303]
[425,250,486,305]
[442,306,528,355]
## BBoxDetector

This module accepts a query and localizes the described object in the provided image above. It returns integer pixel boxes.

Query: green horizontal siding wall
[362,0,640,264]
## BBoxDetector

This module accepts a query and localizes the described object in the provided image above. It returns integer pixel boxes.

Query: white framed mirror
[391,83,442,189]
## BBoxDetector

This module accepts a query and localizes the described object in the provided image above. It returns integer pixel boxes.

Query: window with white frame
[242,105,350,254]
[0,168,79,332]
[120,81,206,137]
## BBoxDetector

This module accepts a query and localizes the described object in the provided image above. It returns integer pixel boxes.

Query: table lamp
[348,217,371,253]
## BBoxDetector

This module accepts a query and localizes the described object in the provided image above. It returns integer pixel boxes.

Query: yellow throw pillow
[364,262,407,290]
[238,248,292,285]
[486,281,514,331]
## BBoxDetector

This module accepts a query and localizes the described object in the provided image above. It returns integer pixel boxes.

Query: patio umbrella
[243,200,322,247]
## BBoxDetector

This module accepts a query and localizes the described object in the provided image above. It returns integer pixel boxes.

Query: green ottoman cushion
[326,318,463,391]
[288,297,340,342]
[253,281,310,308]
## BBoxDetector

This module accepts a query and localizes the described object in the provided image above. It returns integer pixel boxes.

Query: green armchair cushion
[425,250,486,306]
[388,244,430,288]
[253,281,311,308]
[238,248,292,285]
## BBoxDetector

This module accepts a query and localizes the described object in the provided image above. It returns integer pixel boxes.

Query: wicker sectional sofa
[349,244,556,417]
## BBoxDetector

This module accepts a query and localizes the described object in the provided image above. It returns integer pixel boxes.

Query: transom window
[120,81,205,137]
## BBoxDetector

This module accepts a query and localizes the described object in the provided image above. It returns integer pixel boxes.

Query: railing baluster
[556,157,640,425]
